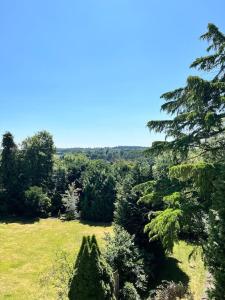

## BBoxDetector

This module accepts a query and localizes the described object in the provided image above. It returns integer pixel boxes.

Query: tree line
[0,131,152,222]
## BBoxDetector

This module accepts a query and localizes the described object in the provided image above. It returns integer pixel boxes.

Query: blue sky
[0,0,224,147]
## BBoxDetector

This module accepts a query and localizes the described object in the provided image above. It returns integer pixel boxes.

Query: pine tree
[68,235,115,300]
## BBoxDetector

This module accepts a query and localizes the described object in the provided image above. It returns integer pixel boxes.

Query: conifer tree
[144,24,225,297]
[0,132,19,212]
[74,236,87,268]
[147,24,225,157]
[68,235,115,300]
[205,170,225,299]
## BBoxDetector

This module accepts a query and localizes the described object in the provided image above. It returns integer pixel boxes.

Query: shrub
[39,250,73,300]
[104,225,147,295]
[151,281,193,300]
[61,182,79,220]
[120,282,140,300]
[24,186,51,217]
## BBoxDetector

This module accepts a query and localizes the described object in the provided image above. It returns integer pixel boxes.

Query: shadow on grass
[0,216,40,224]
[79,219,112,227]
[155,257,189,287]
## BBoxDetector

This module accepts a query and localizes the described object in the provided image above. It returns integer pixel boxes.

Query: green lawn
[158,241,206,299]
[0,218,112,300]
[0,219,205,300]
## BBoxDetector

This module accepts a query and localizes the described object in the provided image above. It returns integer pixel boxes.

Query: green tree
[61,182,79,220]
[147,24,225,157]
[21,131,55,189]
[144,24,225,297]
[80,160,116,222]
[205,168,225,299]
[24,186,51,217]
[0,132,20,212]
[63,153,89,188]
[104,225,147,295]
[68,235,115,300]
[114,162,165,283]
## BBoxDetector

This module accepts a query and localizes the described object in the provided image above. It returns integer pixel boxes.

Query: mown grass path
[0,218,112,299]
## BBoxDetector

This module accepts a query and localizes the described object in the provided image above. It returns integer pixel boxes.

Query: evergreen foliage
[0,132,20,212]
[144,23,225,296]
[205,169,225,299]
[147,24,225,157]
[104,225,147,295]
[80,160,116,222]
[114,160,165,285]
[61,182,79,220]
[21,131,55,189]
[24,186,51,217]
[120,282,141,300]
[68,235,115,300]
[145,208,181,253]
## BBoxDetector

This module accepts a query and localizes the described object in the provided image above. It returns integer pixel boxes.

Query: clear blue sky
[0,0,224,147]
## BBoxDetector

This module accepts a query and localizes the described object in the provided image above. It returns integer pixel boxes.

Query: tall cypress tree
[68,235,115,300]
[0,132,19,212]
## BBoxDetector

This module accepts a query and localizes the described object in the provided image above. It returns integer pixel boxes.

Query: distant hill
[56,146,147,161]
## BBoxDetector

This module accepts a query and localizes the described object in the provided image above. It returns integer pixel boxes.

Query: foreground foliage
[104,225,147,297]
[69,235,115,300]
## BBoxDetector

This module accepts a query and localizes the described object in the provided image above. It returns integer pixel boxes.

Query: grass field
[0,218,112,299]
[158,241,206,299]
[0,219,205,299]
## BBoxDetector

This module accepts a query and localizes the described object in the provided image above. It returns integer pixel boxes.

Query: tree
[80,160,116,222]
[104,225,147,295]
[24,186,51,217]
[68,235,115,300]
[21,131,55,189]
[114,162,165,282]
[205,168,225,299]
[61,182,79,220]
[51,161,68,216]
[144,24,225,297]
[0,132,20,212]
[147,24,225,157]
[63,153,89,188]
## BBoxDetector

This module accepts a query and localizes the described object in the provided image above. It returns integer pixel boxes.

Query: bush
[39,250,73,300]
[24,186,51,217]
[150,281,193,300]
[104,225,147,295]
[61,182,79,220]
[120,282,140,300]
